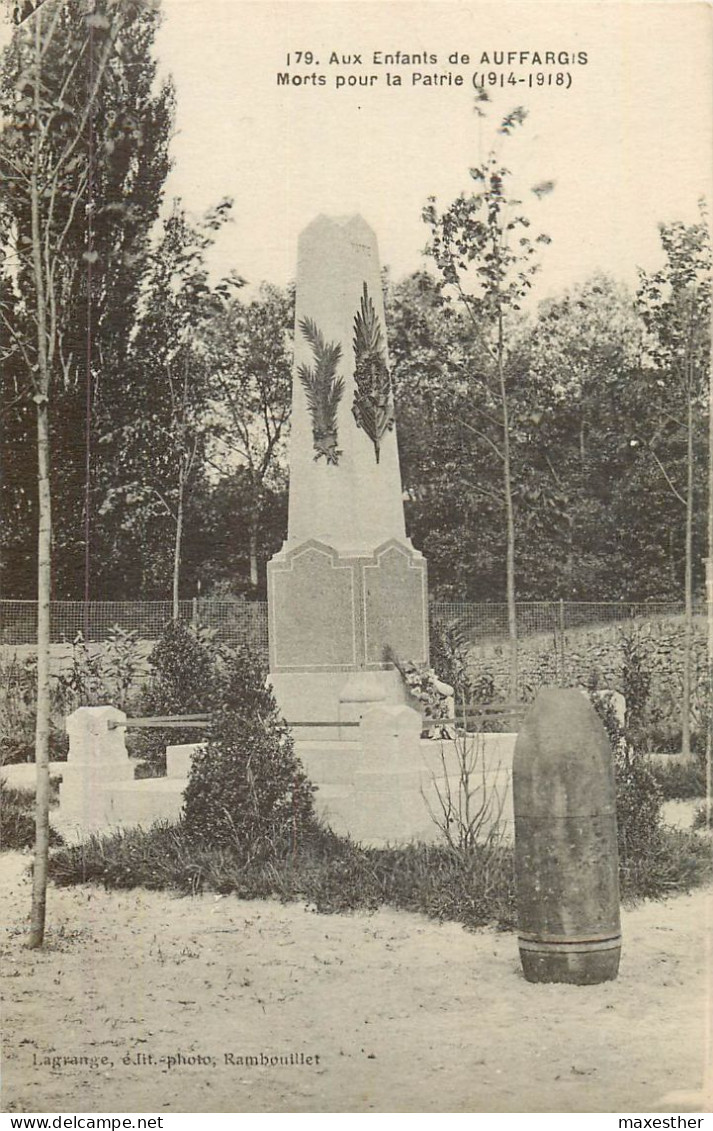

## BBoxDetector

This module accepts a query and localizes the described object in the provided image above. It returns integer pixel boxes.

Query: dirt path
[1,853,711,1114]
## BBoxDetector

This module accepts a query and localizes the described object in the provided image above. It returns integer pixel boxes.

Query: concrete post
[58,706,134,825]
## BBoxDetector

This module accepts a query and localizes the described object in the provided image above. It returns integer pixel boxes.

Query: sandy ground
[1,848,712,1116]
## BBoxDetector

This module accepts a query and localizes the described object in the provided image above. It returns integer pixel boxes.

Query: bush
[618,826,713,901]
[55,626,148,715]
[692,801,713,830]
[0,655,37,765]
[0,778,63,850]
[620,629,651,748]
[588,690,664,877]
[0,654,68,765]
[182,649,316,859]
[135,621,229,769]
[650,757,707,800]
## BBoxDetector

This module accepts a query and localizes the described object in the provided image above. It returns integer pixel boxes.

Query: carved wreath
[297,317,345,466]
[352,282,394,464]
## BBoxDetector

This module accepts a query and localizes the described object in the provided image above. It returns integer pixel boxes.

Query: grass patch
[47,816,713,931]
[48,821,517,931]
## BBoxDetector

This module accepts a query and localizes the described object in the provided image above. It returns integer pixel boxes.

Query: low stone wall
[295,710,515,847]
[472,616,707,731]
[54,704,516,847]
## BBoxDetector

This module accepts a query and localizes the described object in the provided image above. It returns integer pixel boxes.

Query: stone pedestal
[267,215,428,725]
[59,706,134,825]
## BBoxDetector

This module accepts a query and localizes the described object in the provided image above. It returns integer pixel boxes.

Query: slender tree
[0,0,159,947]
[98,200,239,613]
[423,104,552,697]
[1,0,174,600]
[204,284,293,591]
[637,213,711,757]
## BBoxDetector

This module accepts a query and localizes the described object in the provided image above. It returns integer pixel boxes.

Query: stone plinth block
[166,743,204,779]
[360,704,422,769]
[294,729,517,848]
[59,706,134,824]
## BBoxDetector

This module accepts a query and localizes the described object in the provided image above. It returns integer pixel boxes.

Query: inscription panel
[271,547,356,669]
[363,545,428,666]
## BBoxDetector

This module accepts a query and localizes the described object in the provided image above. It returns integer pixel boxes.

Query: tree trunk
[172,461,185,621]
[28,12,51,948]
[248,517,259,590]
[29,398,52,949]
[707,329,713,826]
[681,395,694,759]
[497,313,518,700]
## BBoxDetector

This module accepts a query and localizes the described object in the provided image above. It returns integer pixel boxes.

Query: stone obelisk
[267,215,428,725]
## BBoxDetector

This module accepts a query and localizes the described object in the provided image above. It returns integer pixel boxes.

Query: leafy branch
[352,282,394,463]
[297,316,344,465]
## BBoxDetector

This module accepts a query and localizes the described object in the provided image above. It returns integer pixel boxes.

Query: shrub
[55,626,148,714]
[0,778,63,850]
[649,757,707,800]
[136,621,228,769]
[0,654,68,765]
[618,826,713,901]
[429,617,474,704]
[182,649,316,859]
[620,629,651,747]
[588,690,664,877]
[0,655,37,765]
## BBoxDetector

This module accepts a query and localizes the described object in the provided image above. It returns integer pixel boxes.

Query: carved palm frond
[352,283,394,463]
[297,316,344,465]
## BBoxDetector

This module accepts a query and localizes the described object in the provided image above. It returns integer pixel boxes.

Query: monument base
[268,668,410,735]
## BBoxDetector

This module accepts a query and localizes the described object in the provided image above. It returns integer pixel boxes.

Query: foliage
[0,0,174,598]
[48,808,712,920]
[620,629,652,746]
[0,654,67,765]
[0,778,63,849]
[0,655,38,765]
[297,317,344,465]
[588,690,664,882]
[49,821,517,931]
[386,647,450,727]
[617,826,713,903]
[351,282,394,463]
[203,283,293,592]
[649,757,707,801]
[181,649,316,858]
[137,619,227,767]
[55,626,147,713]
[96,200,239,606]
[422,103,553,697]
[429,617,474,704]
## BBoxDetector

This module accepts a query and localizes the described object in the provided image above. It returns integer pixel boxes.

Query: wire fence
[431,599,699,645]
[0,599,269,651]
[0,597,700,652]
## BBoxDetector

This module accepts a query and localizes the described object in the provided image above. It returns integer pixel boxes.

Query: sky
[151,0,713,301]
[0,1,711,300]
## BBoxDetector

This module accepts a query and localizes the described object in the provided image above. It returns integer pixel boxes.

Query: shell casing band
[518,934,622,954]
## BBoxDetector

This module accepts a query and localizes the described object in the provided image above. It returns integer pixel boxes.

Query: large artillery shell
[513,688,621,985]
